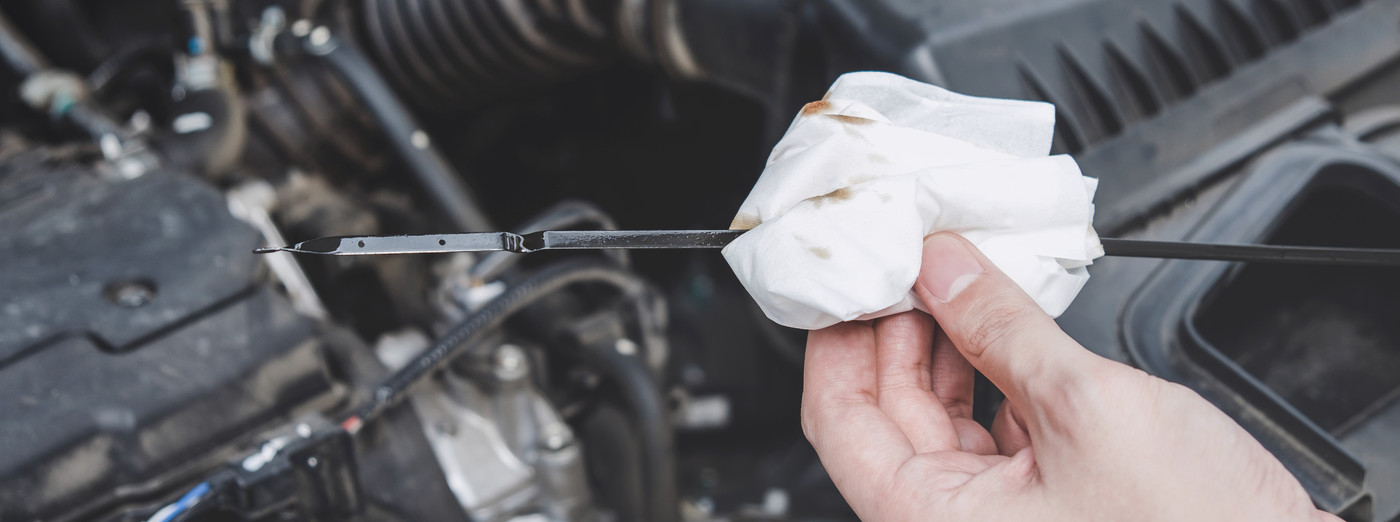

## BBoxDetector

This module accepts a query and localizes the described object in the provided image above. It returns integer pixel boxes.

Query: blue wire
[146,481,211,522]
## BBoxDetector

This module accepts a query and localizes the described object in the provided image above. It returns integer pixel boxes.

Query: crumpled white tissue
[722,71,1103,330]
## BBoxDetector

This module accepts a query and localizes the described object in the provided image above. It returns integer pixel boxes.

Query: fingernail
[918,234,985,303]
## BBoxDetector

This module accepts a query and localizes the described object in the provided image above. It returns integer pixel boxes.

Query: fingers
[872,312,961,453]
[932,331,997,454]
[912,233,1102,418]
[991,401,1032,457]
[802,322,916,502]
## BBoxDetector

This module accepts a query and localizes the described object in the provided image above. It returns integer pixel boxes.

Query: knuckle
[942,396,975,419]
[959,294,1037,358]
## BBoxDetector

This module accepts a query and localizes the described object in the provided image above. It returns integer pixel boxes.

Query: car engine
[2,0,1400,520]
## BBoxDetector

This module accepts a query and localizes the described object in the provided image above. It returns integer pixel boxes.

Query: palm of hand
[801,232,1338,522]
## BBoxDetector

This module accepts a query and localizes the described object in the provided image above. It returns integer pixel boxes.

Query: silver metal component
[128,110,152,133]
[249,7,286,65]
[291,19,312,37]
[675,393,731,430]
[98,134,123,160]
[172,112,214,134]
[374,329,433,371]
[174,53,220,90]
[174,0,223,91]
[410,366,596,521]
[17,69,86,115]
[309,26,332,48]
[411,129,431,149]
[227,180,329,319]
[614,338,638,356]
[493,344,529,382]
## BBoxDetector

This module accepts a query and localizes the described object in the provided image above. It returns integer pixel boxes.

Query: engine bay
[3,0,1400,520]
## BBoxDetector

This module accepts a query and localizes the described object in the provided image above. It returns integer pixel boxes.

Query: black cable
[346,259,650,424]
[576,331,678,522]
[0,8,47,76]
[294,33,494,232]
[86,38,171,94]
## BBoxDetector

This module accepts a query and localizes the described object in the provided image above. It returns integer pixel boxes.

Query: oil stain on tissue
[809,246,832,259]
[804,187,853,208]
[730,213,762,230]
[801,100,832,116]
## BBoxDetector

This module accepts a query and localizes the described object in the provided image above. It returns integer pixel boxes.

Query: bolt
[614,338,638,356]
[296,423,312,438]
[410,130,430,149]
[306,456,318,468]
[544,433,566,451]
[291,20,312,37]
[493,344,529,382]
[308,26,331,47]
[541,424,570,451]
[106,280,156,308]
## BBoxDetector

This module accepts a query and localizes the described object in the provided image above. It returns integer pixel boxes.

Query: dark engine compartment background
[2,0,1400,520]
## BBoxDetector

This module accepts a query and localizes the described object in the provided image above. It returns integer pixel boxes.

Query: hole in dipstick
[801,100,832,116]
[358,240,365,248]
[809,247,832,260]
[439,239,446,246]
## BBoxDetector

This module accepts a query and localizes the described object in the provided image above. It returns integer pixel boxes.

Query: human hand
[801,232,1341,522]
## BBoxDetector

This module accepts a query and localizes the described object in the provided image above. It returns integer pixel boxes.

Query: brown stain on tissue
[730,213,762,231]
[805,187,854,208]
[801,100,832,116]
[809,247,832,260]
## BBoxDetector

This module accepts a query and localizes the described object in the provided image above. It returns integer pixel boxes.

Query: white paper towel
[722,71,1103,330]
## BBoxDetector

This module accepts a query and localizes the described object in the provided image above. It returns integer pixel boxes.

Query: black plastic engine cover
[0,166,337,520]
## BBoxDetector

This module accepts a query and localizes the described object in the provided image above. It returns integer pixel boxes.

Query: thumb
[913,232,1101,414]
